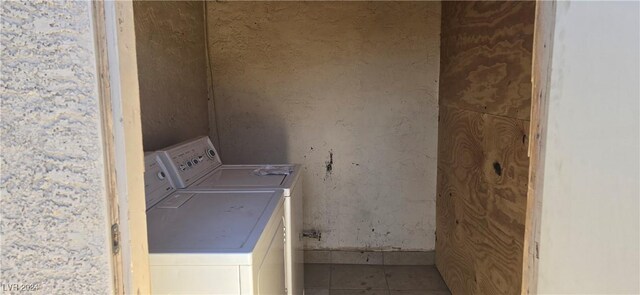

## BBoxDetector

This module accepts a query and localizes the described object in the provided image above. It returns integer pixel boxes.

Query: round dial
[192,157,200,165]
[186,160,194,167]
[206,149,216,159]
[157,171,165,180]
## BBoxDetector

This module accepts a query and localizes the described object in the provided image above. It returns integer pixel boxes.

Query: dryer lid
[146,190,283,253]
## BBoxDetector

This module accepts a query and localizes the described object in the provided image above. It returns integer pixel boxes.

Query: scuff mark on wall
[324,150,334,179]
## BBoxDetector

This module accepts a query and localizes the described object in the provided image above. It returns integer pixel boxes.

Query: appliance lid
[190,166,289,188]
[146,190,283,254]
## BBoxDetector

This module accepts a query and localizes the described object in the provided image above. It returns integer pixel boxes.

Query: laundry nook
[1,1,638,295]
[129,1,638,294]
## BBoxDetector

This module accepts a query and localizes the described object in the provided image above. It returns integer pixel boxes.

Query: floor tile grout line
[382,263,391,292]
[328,263,332,292]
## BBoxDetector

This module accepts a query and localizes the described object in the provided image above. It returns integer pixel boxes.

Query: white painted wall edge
[536,1,640,293]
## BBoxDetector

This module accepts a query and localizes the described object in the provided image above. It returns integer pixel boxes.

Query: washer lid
[187,165,301,193]
[146,190,283,254]
[192,167,287,187]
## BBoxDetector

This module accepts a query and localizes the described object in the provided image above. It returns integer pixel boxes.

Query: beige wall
[207,2,441,250]
[1,1,112,293]
[134,1,212,151]
[537,1,640,293]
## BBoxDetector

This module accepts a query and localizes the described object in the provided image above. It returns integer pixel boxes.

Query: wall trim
[522,1,557,294]
[94,1,151,293]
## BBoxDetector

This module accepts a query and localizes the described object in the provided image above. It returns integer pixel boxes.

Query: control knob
[206,149,216,159]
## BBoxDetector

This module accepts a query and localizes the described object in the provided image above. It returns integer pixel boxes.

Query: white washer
[156,137,304,295]
[144,153,286,295]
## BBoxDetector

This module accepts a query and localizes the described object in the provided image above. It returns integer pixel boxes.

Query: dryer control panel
[144,152,175,210]
[157,136,222,188]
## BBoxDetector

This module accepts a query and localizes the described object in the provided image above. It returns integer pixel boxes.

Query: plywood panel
[437,2,534,294]
[440,1,535,120]
[436,106,530,295]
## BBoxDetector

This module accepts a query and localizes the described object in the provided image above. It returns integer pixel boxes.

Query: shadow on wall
[216,90,290,164]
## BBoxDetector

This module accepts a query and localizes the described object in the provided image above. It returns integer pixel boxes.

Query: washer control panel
[157,136,222,188]
[144,152,175,210]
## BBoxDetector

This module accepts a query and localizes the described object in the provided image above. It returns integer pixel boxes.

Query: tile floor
[304,264,451,295]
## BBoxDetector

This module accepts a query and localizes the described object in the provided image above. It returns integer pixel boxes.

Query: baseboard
[304,250,435,265]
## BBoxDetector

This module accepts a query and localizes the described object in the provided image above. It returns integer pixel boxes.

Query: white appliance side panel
[150,265,240,294]
[239,266,253,295]
[150,252,252,266]
[256,217,285,295]
[287,177,304,295]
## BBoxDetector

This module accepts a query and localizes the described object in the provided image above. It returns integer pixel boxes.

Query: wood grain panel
[523,2,556,294]
[436,106,530,295]
[440,1,535,120]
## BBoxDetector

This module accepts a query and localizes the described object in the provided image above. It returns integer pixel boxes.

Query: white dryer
[144,153,286,295]
[156,137,304,295]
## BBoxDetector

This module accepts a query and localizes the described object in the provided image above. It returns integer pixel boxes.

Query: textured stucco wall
[1,1,112,294]
[207,2,441,250]
[134,1,211,151]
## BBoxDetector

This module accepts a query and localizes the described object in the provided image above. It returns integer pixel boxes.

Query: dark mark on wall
[493,161,502,176]
[325,150,334,177]
[522,134,527,144]
[352,162,359,166]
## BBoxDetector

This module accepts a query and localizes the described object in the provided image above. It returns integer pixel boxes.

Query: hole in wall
[493,161,502,176]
